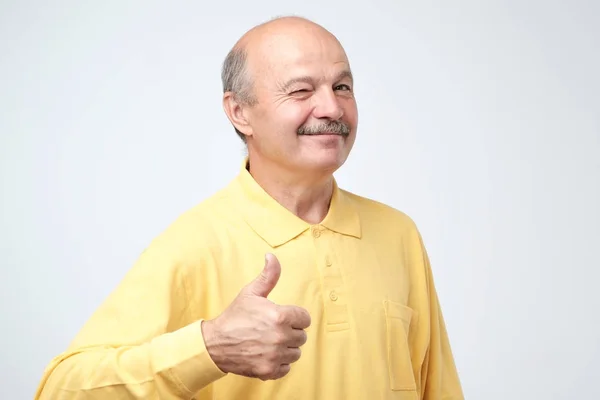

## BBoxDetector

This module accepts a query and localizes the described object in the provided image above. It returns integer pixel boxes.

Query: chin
[302,152,348,174]
[292,135,354,174]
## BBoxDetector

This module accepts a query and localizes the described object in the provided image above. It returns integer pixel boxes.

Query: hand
[201,253,311,380]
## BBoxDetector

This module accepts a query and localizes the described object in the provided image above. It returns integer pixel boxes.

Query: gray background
[1,1,599,399]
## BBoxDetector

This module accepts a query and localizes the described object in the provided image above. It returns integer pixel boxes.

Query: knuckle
[255,364,274,378]
[273,330,287,345]
[274,309,287,326]
[264,364,279,378]
[266,348,280,362]
[271,344,286,358]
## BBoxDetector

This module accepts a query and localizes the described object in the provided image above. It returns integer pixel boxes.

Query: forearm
[35,321,226,400]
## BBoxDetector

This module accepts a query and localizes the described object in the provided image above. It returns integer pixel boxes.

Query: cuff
[151,320,227,395]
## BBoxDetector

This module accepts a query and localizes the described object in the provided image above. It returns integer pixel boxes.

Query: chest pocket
[384,300,418,396]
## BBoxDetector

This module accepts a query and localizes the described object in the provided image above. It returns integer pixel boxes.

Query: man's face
[244,25,358,175]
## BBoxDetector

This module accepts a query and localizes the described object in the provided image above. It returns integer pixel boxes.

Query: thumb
[245,253,281,298]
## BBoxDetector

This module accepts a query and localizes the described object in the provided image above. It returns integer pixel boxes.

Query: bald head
[221,17,348,142]
[236,16,340,50]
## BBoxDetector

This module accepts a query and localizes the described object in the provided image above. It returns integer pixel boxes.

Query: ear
[223,92,253,139]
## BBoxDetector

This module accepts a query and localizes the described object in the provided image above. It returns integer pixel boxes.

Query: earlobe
[223,92,253,138]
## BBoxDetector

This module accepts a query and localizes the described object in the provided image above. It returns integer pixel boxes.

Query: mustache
[297,121,351,137]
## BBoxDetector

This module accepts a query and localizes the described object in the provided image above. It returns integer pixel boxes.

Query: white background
[1,1,599,398]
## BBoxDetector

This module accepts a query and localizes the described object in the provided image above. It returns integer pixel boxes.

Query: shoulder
[341,188,419,234]
[142,185,237,263]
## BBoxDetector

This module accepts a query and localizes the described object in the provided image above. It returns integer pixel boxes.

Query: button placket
[311,226,349,330]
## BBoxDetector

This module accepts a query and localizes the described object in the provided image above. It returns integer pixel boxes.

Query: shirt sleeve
[34,233,227,399]
[414,233,465,400]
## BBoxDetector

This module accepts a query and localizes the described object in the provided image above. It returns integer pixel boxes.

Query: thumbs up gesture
[201,254,312,380]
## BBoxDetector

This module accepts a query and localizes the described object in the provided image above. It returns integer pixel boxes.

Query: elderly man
[35,16,463,400]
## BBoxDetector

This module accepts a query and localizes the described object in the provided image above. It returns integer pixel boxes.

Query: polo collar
[229,158,361,247]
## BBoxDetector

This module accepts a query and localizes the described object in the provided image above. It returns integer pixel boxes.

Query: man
[35,16,463,400]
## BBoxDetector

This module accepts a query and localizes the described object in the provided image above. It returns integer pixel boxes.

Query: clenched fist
[201,253,311,380]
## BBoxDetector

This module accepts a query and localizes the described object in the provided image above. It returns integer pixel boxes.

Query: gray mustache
[297,121,350,136]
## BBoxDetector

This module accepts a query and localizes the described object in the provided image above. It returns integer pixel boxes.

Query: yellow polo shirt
[35,159,464,400]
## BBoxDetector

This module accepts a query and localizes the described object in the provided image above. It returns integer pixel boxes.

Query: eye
[289,88,313,97]
[334,84,352,91]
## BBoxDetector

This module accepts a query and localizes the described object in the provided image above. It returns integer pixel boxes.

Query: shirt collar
[229,157,362,247]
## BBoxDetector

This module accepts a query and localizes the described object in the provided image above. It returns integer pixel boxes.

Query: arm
[34,236,226,399]
[415,234,464,400]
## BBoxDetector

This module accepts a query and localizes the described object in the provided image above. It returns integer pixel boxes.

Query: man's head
[221,16,358,176]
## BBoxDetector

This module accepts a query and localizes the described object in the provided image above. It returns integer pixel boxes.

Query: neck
[247,156,334,225]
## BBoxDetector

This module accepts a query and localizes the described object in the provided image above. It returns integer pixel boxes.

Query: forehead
[248,28,350,85]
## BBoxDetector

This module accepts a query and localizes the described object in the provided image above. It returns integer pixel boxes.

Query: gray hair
[221,46,256,143]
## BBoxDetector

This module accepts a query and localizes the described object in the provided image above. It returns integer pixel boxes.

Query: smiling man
[35,16,464,400]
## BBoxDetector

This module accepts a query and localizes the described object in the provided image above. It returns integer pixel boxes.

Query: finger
[281,347,302,365]
[271,364,292,380]
[285,328,308,348]
[244,253,281,298]
[278,305,311,329]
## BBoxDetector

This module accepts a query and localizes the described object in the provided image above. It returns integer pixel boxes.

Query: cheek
[343,100,358,125]
[277,103,313,130]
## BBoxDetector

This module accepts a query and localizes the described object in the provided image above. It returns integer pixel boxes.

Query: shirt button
[312,227,321,238]
[329,291,338,301]
[325,256,332,267]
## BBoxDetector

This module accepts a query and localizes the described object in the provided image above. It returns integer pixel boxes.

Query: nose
[312,88,344,121]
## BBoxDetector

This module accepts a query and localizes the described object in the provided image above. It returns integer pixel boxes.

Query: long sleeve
[34,233,226,399]
[412,232,464,400]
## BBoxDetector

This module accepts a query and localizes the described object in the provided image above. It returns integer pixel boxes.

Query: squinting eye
[335,84,352,91]
[291,89,311,94]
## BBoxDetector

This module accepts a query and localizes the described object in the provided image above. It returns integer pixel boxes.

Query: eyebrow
[279,69,354,92]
